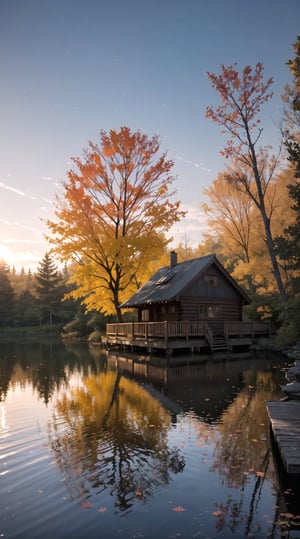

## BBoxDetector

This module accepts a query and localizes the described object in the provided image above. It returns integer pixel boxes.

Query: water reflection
[0,339,107,404]
[48,370,185,513]
[1,340,299,538]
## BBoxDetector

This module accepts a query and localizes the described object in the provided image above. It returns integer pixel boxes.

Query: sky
[0,0,299,271]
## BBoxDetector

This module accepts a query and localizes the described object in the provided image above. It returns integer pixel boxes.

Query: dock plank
[266,400,300,474]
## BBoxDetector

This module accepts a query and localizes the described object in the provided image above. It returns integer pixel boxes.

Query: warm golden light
[0,244,15,266]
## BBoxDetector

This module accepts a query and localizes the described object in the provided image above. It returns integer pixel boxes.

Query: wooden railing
[224,321,270,337]
[106,321,207,340]
[106,320,270,341]
[204,324,214,348]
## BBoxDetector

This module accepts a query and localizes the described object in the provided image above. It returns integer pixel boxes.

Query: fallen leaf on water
[135,488,143,497]
[81,501,93,509]
[212,511,223,517]
[256,471,265,477]
[172,505,186,512]
[98,506,107,513]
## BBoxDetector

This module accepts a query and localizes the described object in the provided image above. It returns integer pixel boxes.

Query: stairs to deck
[211,335,228,351]
[207,322,228,351]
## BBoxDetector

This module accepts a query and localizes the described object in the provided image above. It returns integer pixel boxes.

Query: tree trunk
[260,209,287,302]
[249,143,287,302]
[116,304,123,323]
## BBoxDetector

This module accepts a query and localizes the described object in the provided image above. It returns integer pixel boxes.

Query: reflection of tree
[0,340,107,404]
[212,370,281,488]
[209,370,283,536]
[48,371,185,513]
[0,355,14,401]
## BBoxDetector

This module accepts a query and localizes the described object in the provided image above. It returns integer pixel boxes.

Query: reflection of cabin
[106,252,269,355]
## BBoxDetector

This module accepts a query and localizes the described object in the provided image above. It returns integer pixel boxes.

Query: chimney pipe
[170,251,177,267]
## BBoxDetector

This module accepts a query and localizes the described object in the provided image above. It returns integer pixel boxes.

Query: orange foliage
[47,127,185,319]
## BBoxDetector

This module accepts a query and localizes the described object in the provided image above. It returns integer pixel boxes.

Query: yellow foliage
[202,162,298,295]
[47,127,185,318]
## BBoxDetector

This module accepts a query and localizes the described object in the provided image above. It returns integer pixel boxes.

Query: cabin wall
[186,266,241,300]
[180,296,242,322]
[138,302,180,322]
[179,265,244,322]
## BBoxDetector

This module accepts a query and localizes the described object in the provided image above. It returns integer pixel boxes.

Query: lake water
[0,339,299,539]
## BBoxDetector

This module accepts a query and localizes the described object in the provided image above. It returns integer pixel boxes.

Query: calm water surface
[0,339,299,539]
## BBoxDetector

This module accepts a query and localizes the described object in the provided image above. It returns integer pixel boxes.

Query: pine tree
[35,253,63,325]
[0,260,15,327]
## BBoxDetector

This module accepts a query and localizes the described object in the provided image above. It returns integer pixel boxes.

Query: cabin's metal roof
[121,253,250,308]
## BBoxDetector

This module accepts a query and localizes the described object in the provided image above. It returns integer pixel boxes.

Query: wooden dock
[266,400,300,474]
[106,320,269,355]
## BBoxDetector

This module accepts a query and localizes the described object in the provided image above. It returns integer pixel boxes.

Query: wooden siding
[185,266,242,300]
[180,296,242,322]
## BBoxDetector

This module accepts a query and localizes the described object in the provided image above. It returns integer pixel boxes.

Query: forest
[0,37,299,345]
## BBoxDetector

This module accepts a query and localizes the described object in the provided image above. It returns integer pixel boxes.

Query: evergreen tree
[0,260,15,327]
[283,36,300,177]
[16,289,40,326]
[35,253,63,325]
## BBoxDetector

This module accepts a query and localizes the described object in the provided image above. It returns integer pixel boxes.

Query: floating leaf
[98,506,107,513]
[172,505,186,512]
[212,511,223,517]
[81,501,93,509]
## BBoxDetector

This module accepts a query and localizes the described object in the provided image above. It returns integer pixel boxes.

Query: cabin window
[199,306,207,318]
[204,274,218,287]
[141,309,149,321]
[199,305,222,319]
[208,305,221,318]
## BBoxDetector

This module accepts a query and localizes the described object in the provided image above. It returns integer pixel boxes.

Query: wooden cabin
[106,252,269,354]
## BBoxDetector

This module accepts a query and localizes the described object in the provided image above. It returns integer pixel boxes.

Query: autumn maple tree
[47,127,184,321]
[206,63,287,302]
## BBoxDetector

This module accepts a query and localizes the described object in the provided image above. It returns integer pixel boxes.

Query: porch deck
[105,320,269,355]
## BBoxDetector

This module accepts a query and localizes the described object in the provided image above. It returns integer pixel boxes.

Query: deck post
[164,321,168,347]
